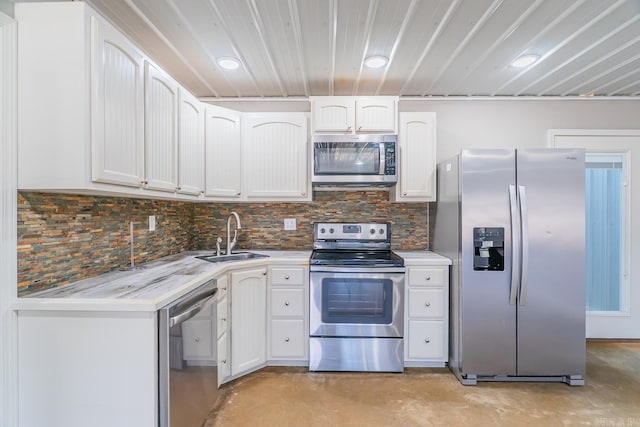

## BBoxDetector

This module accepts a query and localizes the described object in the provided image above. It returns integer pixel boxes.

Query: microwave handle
[379,142,385,175]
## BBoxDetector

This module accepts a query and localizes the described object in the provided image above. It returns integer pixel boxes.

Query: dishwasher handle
[169,288,218,327]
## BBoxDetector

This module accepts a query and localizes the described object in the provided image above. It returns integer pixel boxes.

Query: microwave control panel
[384,142,396,175]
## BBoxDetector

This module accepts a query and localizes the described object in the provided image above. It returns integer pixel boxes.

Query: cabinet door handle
[424,301,431,307]
[301,192,306,197]
[357,126,362,131]
[262,272,267,276]
[222,359,227,364]
[285,275,290,280]
[236,192,241,196]
[284,337,290,342]
[284,301,290,306]
[141,180,148,185]
[347,125,352,131]
[424,338,430,343]
[221,286,227,290]
[220,317,227,322]
[195,337,200,342]
[425,275,431,281]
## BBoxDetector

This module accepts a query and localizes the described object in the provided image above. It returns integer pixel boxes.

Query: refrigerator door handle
[509,185,519,306]
[518,185,529,306]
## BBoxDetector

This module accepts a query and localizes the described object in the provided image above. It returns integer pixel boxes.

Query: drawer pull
[425,275,431,281]
[221,317,227,322]
[195,337,200,342]
[425,301,431,307]
[284,301,290,306]
[222,359,227,364]
[424,338,430,343]
[284,337,290,342]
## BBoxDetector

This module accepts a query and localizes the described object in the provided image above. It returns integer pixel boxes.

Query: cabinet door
[231,267,267,375]
[355,97,396,132]
[394,112,437,202]
[311,97,354,132]
[205,106,242,198]
[91,16,144,187]
[407,320,445,360]
[144,62,178,192]
[270,319,306,359]
[243,113,309,200]
[177,89,205,196]
[217,331,230,386]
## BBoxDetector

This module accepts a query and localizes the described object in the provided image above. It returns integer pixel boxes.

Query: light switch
[149,215,156,231]
[284,218,296,231]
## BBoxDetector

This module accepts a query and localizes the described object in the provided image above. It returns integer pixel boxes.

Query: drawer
[270,267,305,286]
[182,319,214,360]
[271,288,305,317]
[270,319,306,359]
[406,320,445,360]
[408,288,445,318]
[217,297,228,338]
[408,267,446,287]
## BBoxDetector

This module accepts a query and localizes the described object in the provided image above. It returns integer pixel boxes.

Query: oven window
[321,278,393,324]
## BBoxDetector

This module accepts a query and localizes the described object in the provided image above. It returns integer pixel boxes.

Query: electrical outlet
[284,218,296,231]
[149,215,156,231]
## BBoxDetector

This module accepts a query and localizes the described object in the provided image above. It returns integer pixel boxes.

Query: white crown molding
[199,95,640,103]
[0,12,18,427]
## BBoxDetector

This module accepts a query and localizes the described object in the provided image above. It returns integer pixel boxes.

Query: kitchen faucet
[225,211,242,255]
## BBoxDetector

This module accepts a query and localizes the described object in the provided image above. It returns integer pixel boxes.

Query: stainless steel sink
[195,252,269,264]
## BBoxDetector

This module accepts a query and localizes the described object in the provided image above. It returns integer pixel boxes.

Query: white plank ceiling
[71,0,640,98]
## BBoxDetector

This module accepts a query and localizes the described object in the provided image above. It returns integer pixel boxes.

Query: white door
[177,89,204,196]
[395,112,436,201]
[204,106,241,198]
[91,17,144,187]
[243,113,309,200]
[311,97,354,132]
[231,267,267,375]
[144,62,178,192]
[549,130,640,338]
[355,97,396,133]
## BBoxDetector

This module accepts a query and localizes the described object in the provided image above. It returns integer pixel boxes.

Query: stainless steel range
[309,222,405,372]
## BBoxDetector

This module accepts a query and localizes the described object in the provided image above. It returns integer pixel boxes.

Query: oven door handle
[169,288,218,327]
[310,266,406,274]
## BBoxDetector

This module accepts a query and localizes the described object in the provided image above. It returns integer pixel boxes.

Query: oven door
[310,267,405,338]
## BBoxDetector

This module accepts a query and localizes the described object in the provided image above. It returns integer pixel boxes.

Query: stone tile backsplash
[18,191,429,295]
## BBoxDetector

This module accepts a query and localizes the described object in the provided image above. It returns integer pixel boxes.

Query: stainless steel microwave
[312,134,398,186]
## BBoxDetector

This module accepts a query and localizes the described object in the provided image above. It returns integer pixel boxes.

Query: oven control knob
[370,229,376,235]
[379,229,385,235]
[329,228,334,234]
[320,228,326,234]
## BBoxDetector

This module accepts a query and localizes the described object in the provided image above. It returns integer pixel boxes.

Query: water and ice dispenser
[473,227,504,271]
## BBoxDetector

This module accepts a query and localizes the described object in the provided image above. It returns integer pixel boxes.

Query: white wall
[400,99,640,161]
[0,10,17,427]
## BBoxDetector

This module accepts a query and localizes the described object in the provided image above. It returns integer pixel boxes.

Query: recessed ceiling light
[364,55,388,69]
[510,54,540,68]
[217,57,241,70]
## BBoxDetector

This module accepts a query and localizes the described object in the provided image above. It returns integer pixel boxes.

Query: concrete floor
[205,341,640,426]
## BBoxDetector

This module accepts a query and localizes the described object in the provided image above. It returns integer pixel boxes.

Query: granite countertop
[15,250,311,312]
[395,251,452,265]
[14,249,449,312]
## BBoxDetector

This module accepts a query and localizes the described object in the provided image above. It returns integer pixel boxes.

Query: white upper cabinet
[242,113,311,201]
[90,17,145,187]
[144,63,178,193]
[16,2,204,201]
[310,96,398,134]
[391,112,437,202]
[177,89,205,196]
[204,106,242,199]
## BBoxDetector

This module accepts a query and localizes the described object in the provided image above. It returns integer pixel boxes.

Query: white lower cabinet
[267,266,309,364]
[404,265,449,367]
[230,267,267,376]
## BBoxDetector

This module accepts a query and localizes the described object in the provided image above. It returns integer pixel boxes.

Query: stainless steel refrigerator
[434,148,586,386]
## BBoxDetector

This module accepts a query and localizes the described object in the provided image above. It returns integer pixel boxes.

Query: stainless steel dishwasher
[159,279,219,427]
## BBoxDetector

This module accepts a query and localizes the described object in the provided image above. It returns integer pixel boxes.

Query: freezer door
[516,149,586,376]
[459,149,517,376]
